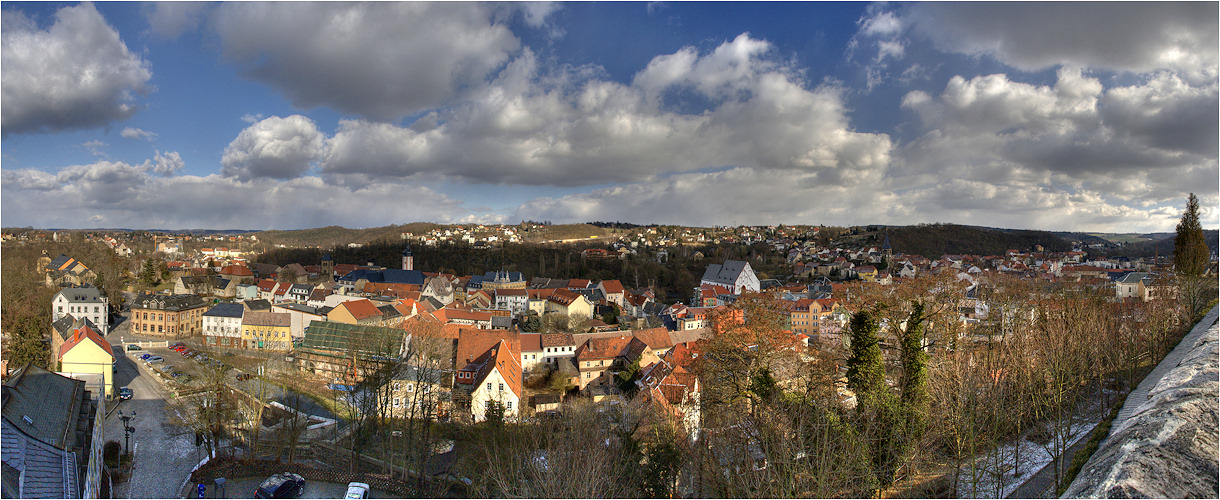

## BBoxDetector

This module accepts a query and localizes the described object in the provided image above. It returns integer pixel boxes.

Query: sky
[1,2,1217,232]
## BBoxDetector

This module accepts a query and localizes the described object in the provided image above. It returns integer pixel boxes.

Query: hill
[864,224,1073,260]
[519,224,613,243]
[256,223,440,248]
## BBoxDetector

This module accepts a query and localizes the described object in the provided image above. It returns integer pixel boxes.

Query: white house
[455,340,522,422]
[52,284,108,335]
[699,260,760,295]
[494,288,529,315]
[202,303,244,348]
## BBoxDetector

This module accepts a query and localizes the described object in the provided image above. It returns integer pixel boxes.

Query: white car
[344,482,369,499]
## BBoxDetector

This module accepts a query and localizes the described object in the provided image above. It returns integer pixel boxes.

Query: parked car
[344,482,370,499]
[236,373,254,381]
[147,356,164,364]
[118,387,133,400]
[127,344,141,351]
[159,364,174,372]
[182,349,195,356]
[254,472,305,499]
[140,353,152,360]
[171,341,185,348]
[171,371,184,378]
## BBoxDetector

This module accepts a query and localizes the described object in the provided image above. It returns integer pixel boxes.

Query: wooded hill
[255,223,441,249]
[846,224,1075,260]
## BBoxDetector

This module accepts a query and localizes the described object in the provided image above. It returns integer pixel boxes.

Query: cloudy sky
[2,2,1216,231]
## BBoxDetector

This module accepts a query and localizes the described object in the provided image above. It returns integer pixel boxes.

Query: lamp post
[118,410,136,456]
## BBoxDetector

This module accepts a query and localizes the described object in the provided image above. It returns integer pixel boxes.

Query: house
[444,309,495,329]
[493,288,529,316]
[636,349,702,437]
[52,284,108,335]
[572,336,657,390]
[597,280,626,307]
[2,364,103,499]
[271,303,330,342]
[41,253,96,287]
[328,298,387,326]
[57,325,115,397]
[202,303,245,348]
[49,315,100,363]
[421,276,456,305]
[287,283,314,303]
[700,260,760,294]
[218,263,255,283]
[130,294,208,338]
[545,289,594,319]
[240,311,292,351]
[388,363,453,421]
[519,333,545,371]
[540,332,577,367]
[455,339,522,422]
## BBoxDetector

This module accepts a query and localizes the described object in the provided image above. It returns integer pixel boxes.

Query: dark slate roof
[132,293,207,312]
[250,263,280,279]
[321,254,334,262]
[338,269,426,285]
[1,364,84,450]
[491,316,512,329]
[1,418,79,499]
[203,303,245,318]
[45,254,72,271]
[273,303,327,315]
[53,284,105,303]
[701,260,750,286]
[242,299,272,311]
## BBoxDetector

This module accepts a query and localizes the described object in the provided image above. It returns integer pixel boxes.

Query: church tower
[321,253,334,280]
[402,245,414,271]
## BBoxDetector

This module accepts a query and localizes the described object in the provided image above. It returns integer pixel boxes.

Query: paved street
[105,342,211,499]
[191,477,390,499]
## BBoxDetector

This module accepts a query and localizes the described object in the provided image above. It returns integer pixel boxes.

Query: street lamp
[118,410,136,456]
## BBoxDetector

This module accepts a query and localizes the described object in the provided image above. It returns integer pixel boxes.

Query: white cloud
[121,127,159,141]
[145,150,184,177]
[221,115,326,181]
[79,140,108,157]
[902,3,1218,83]
[1,160,478,230]
[898,68,1218,217]
[321,35,892,189]
[213,2,525,120]
[1,3,153,135]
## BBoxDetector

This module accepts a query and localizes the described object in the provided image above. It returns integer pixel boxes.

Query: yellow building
[58,325,116,397]
[241,311,293,351]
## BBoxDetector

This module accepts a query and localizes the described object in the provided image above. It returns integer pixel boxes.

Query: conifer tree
[1174,193,1209,278]
[900,302,929,417]
[847,309,885,395]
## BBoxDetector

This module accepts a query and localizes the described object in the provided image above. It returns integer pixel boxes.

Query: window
[58,306,63,313]
[393,398,401,408]
[506,401,513,411]
[499,383,504,391]
[94,306,99,313]
[486,382,492,391]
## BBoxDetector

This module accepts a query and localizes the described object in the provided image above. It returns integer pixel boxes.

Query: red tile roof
[58,325,113,360]
[519,333,542,353]
[548,288,583,306]
[599,280,624,294]
[339,299,382,320]
[219,264,254,276]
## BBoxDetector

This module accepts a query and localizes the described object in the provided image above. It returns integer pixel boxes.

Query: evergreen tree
[1174,193,1209,277]
[900,302,929,413]
[141,259,157,286]
[846,310,885,395]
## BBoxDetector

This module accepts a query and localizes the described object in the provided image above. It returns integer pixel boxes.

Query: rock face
[1063,321,1219,498]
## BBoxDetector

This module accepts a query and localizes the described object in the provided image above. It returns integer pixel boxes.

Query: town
[2,215,1215,499]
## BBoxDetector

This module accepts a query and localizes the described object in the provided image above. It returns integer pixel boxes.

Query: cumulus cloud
[221,115,326,181]
[145,150,184,177]
[1,159,479,230]
[897,67,1218,219]
[213,2,526,120]
[900,3,1218,82]
[121,127,158,141]
[321,35,892,188]
[1,3,152,135]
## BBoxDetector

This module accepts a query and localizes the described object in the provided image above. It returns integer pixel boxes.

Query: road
[105,322,211,499]
[188,477,390,499]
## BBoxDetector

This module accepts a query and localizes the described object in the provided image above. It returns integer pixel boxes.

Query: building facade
[130,294,208,338]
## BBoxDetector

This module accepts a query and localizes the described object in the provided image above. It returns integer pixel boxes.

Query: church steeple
[881,229,893,257]
[402,245,414,271]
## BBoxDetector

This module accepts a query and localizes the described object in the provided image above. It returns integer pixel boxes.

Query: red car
[236,374,254,381]
[172,346,187,352]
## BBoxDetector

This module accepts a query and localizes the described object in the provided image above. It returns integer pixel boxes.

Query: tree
[846,310,885,396]
[899,302,929,425]
[1174,193,1209,278]
[141,259,157,287]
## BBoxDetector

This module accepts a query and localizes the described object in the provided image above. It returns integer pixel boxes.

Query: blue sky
[2,2,1216,231]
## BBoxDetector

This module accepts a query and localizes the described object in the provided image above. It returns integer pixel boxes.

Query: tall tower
[402,245,414,271]
[321,253,334,279]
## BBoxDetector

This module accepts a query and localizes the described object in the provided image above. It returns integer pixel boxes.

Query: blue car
[140,353,152,360]
[119,387,133,400]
